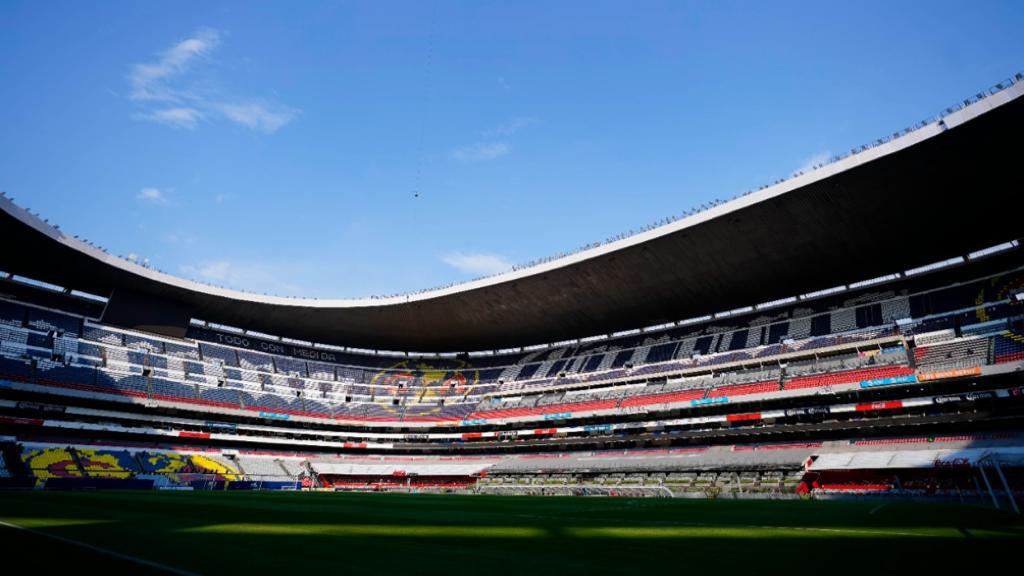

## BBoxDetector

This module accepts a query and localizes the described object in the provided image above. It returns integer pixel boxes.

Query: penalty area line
[0,519,199,576]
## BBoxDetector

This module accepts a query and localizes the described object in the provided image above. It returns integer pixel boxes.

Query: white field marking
[0,519,199,576]
[869,503,889,515]
[512,513,937,539]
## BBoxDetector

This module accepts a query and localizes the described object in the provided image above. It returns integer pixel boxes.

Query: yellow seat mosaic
[21,447,81,482]
[75,449,139,479]
[191,455,241,481]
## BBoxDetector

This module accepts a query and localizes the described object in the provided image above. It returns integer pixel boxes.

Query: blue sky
[2,1,1022,298]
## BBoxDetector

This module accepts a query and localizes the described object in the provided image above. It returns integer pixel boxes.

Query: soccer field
[0,491,1021,575]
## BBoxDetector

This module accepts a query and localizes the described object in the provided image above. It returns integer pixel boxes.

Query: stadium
[3,7,1024,574]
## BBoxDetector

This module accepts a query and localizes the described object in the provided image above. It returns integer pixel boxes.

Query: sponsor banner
[933,391,996,404]
[16,402,66,414]
[497,430,519,439]
[532,428,558,436]
[461,419,487,426]
[259,412,290,420]
[726,412,761,422]
[661,415,726,427]
[917,367,982,382]
[342,442,367,449]
[784,406,831,417]
[855,400,904,412]
[859,375,918,388]
[404,434,429,442]
[205,421,238,431]
[584,424,613,433]
[691,397,729,406]
[461,432,483,440]
[933,457,973,469]
[178,431,210,439]
[188,326,344,364]
[543,412,572,420]
[0,415,43,426]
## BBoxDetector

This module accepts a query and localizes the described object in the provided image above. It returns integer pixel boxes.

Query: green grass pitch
[0,491,1021,575]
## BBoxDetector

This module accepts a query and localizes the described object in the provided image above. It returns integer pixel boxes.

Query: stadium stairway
[67,447,89,478]
[131,451,148,474]
[230,455,247,476]
[276,460,292,477]
[0,442,28,478]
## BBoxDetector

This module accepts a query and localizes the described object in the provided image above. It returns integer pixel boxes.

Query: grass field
[0,491,1021,575]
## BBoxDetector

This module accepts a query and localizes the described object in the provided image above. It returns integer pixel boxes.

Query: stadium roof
[2,80,1023,352]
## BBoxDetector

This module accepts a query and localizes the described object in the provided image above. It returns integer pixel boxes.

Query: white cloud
[220,102,301,134]
[180,260,302,294]
[794,151,831,175]
[130,28,219,102]
[181,260,231,281]
[442,252,514,276]
[164,231,197,246]
[137,187,170,204]
[490,116,539,137]
[452,117,538,162]
[128,28,299,133]
[451,142,511,162]
[137,107,202,129]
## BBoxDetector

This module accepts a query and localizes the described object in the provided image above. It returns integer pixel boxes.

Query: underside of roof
[2,83,1023,352]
